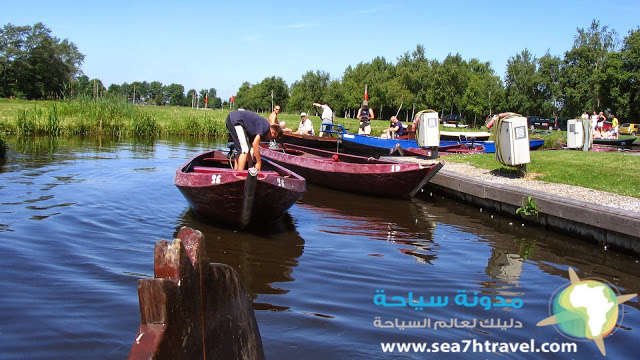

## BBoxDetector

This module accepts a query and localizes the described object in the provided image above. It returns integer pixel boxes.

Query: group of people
[226,102,335,171]
[268,102,334,137]
[226,100,409,171]
[580,111,619,139]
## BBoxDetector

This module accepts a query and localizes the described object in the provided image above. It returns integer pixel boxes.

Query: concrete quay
[417,164,640,255]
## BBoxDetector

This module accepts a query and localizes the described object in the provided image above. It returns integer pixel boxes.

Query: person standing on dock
[226,110,283,171]
[313,102,333,136]
[356,100,374,135]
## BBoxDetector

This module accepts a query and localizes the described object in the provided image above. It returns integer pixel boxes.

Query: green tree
[396,45,430,119]
[0,22,84,99]
[289,70,330,113]
[537,53,563,117]
[461,59,502,126]
[148,81,164,105]
[561,20,619,116]
[619,28,640,120]
[505,49,542,115]
[165,83,185,106]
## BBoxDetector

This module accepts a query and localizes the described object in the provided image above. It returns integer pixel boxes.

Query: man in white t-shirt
[313,102,333,136]
[296,112,315,136]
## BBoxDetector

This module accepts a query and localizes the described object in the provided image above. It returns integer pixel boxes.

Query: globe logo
[537,267,637,356]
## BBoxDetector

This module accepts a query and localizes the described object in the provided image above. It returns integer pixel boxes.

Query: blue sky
[3,0,639,101]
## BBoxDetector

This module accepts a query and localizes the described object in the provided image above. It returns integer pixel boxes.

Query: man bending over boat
[226,110,283,171]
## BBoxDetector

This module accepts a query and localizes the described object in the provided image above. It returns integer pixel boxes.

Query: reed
[0,133,6,158]
[2,98,233,138]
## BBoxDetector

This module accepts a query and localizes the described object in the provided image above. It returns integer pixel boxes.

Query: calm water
[0,136,638,359]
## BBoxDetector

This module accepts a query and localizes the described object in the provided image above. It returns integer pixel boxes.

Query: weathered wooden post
[128,227,265,360]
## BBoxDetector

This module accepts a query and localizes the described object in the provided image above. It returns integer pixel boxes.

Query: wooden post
[128,227,265,360]
[240,168,259,228]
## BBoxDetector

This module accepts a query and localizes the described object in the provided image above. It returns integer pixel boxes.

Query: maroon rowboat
[260,143,444,198]
[174,150,306,228]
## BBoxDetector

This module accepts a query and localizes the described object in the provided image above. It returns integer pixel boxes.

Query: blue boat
[340,133,420,157]
[340,133,545,156]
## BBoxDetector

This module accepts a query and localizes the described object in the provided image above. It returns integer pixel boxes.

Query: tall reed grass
[3,97,230,138]
[0,133,6,157]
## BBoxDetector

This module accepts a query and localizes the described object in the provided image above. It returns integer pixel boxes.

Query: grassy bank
[444,150,640,198]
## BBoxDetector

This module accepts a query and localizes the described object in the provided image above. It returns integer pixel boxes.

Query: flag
[205,93,208,105]
[231,95,235,103]
[364,84,368,101]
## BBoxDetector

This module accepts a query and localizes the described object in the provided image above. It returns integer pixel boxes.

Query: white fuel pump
[567,119,584,149]
[416,110,440,148]
[495,114,530,168]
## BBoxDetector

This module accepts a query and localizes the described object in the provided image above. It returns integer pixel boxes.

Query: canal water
[0,136,638,359]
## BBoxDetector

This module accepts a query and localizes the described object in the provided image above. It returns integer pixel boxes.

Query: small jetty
[128,227,265,360]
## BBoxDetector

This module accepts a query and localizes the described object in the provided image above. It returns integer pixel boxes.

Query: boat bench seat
[193,166,280,177]
[202,157,232,163]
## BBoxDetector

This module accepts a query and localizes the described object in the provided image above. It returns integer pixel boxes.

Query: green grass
[444,150,640,198]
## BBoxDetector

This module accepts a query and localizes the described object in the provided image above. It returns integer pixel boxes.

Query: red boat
[174,150,306,228]
[260,143,444,198]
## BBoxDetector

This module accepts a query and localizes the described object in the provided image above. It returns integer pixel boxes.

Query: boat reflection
[297,184,439,264]
[176,208,304,311]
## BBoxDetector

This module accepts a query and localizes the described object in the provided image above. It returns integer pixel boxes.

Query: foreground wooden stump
[128,227,265,360]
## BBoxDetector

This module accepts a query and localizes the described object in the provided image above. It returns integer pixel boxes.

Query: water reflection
[297,184,439,264]
[176,208,305,311]
[0,135,638,360]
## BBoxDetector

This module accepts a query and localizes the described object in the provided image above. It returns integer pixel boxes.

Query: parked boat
[281,124,346,151]
[593,137,637,146]
[391,143,485,157]
[282,132,340,151]
[440,131,491,141]
[174,150,306,228]
[340,133,422,157]
[341,133,543,156]
[260,143,444,198]
[455,139,546,153]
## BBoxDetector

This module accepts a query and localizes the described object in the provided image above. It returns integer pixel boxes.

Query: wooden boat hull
[260,143,443,198]
[593,137,637,146]
[174,150,306,228]
[282,132,340,150]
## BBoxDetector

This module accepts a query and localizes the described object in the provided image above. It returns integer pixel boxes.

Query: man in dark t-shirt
[381,116,404,139]
[226,110,282,171]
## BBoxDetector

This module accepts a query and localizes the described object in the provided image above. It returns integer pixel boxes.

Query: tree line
[240,20,640,125]
[2,21,640,125]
